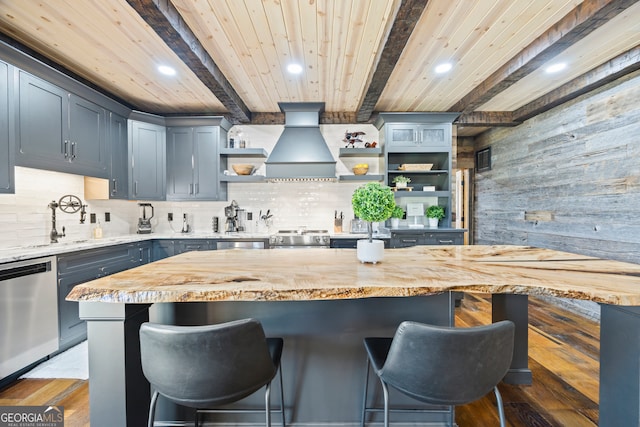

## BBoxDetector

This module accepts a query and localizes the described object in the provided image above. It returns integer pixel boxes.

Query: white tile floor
[20,341,88,380]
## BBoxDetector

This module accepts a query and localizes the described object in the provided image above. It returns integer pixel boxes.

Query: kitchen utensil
[137,203,154,234]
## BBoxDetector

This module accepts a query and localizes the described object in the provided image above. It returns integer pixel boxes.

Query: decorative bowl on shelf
[398,163,433,171]
[352,163,369,175]
[231,164,255,175]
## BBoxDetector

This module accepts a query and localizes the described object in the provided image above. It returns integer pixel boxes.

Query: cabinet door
[152,240,175,261]
[58,275,88,350]
[17,71,69,168]
[68,94,108,177]
[130,120,166,200]
[0,60,13,193]
[109,112,129,199]
[417,124,450,148]
[166,127,195,199]
[386,124,418,147]
[193,126,220,199]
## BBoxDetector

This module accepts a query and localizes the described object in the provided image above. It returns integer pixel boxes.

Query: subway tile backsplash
[0,124,380,248]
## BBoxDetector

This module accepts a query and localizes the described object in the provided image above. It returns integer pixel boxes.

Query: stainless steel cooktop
[269,229,330,248]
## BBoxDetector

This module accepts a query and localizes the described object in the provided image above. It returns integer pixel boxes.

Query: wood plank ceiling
[0,0,638,136]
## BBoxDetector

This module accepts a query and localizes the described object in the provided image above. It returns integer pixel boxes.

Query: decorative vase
[357,239,385,264]
[396,182,407,189]
[428,218,439,228]
[390,218,400,228]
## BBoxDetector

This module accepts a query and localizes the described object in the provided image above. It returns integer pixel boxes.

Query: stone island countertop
[66,245,640,306]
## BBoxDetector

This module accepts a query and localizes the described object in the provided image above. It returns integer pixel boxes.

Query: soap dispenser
[93,221,103,239]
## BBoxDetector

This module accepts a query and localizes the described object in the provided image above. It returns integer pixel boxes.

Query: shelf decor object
[351,182,395,263]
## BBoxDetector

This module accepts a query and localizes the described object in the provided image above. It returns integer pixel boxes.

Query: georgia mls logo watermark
[0,405,64,426]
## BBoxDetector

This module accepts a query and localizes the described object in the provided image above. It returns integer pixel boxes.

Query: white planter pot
[395,182,407,189]
[427,218,439,228]
[390,218,400,228]
[357,239,385,264]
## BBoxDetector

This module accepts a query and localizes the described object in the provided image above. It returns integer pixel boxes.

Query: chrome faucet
[48,200,66,243]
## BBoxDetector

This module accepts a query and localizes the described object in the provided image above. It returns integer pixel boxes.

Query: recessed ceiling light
[435,63,452,74]
[158,65,176,76]
[287,63,303,74]
[545,63,567,73]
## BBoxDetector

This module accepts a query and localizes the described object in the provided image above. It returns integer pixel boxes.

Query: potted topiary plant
[392,175,411,189]
[426,205,445,228]
[390,204,404,229]
[352,182,396,263]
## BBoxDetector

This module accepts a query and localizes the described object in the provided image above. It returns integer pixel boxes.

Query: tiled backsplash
[0,124,379,248]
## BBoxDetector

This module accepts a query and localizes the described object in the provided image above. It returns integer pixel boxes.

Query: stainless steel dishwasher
[0,256,59,380]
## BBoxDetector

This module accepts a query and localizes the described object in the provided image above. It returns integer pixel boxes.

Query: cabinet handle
[438,240,454,244]
[402,239,418,243]
[70,142,77,159]
[189,184,194,194]
[195,183,199,194]
[112,179,118,195]
[134,181,138,195]
[63,140,69,158]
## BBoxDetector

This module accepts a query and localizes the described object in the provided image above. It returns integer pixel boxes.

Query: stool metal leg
[278,366,285,427]
[381,380,390,427]
[148,390,159,427]
[265,382,272,427]
[494,386,506,427]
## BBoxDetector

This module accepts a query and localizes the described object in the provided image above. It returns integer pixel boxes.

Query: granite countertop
[67,245,640,306]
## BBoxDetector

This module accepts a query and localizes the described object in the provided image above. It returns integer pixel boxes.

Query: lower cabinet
[152,239,216,261]
[390,230,464,248]
[330,238,390,249]
[57,242,150,351]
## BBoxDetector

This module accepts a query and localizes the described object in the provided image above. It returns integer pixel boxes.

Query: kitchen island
[68,245,640,426]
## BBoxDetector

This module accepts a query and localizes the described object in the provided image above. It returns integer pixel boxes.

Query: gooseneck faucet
[48,200,66,243]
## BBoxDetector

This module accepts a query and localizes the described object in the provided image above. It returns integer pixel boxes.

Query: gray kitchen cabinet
[385,123,451,149]
[56,242,151,351]
[175,239,216,253]
[0,60,13,194]
[166,126,221,200]
[16,71,109,178]
[330,238,390,248]
[108,112,129,199]
[377,113,459,228]
[390,229,465,248]
[128,115,166,200]
[166,116,229,200]
[152,240,176,261]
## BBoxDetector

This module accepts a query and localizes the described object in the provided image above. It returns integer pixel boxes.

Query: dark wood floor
[0,293,599,426]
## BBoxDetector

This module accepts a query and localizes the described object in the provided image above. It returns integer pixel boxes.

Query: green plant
[426,205,445,220]
[392,175,411,184]
[352,182,396,241]
[391,205,404,219]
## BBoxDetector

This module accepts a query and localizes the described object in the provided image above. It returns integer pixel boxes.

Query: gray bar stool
[361,320,515,426]
[140,318,285,427]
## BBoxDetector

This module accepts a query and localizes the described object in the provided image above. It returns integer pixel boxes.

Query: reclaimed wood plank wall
[474,71,640,265]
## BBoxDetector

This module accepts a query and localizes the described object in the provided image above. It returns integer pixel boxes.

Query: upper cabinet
[109,112,129,199]
[16,71,109,178]
[166,117,230,201]
[128,114,166,200]
[386,123,451,150]
[0,60,14,194]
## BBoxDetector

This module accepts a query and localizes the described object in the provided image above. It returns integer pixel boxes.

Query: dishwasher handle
[0,261,51,282]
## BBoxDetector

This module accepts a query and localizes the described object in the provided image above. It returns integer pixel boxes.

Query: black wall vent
[476,146,491,171]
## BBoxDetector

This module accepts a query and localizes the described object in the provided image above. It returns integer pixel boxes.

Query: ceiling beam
[125,0,251,123]
[449,0,639,114]
[355,0,430,123]
[455,112,519,127]
[513,45,640,122]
